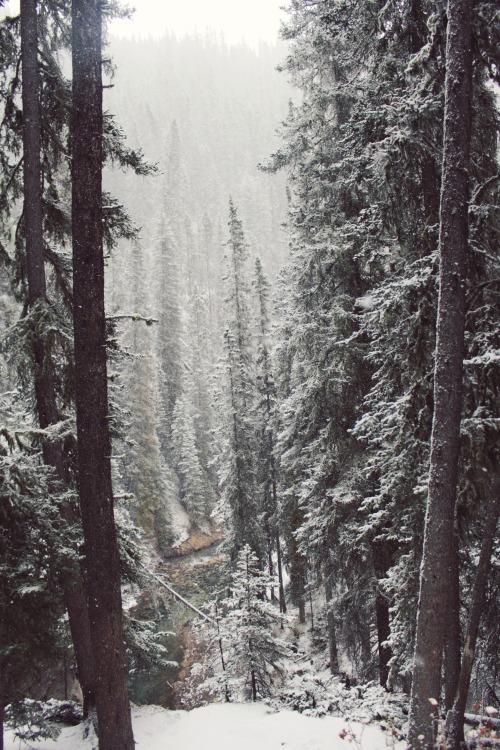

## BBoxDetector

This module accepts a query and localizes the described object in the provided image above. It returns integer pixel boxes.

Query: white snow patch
[5,702,405,750]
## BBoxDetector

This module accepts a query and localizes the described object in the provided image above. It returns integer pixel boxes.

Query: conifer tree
[198,545,290,702]
[408,0,474,742]
[153,215,183,458]
[17,0,96,712]
[270,0,499,692]
[71,0,134,744]
[171,393,211,524]
[254,257,285,612]
[218,200,262,562]
[0,411,65,749]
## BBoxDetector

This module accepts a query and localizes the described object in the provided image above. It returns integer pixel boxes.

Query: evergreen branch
[106,313,158,325]
[0,157,23,209]
[470,173,499,205]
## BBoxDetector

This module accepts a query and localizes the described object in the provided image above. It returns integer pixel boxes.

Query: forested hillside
[102,31,291,552]
[0,1,498,749]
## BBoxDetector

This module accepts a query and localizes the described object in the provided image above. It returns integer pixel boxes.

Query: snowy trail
[5,702,403,750]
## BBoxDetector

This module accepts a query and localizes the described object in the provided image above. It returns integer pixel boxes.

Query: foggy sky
[110,0,285,48]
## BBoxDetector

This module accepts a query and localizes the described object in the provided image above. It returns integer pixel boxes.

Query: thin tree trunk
[251,669,257,701]
[408,0,473,744]
[372,540,393,689]
[71,1,134,747]
[375,593,391,689]
[446,480,500,750]
[325,576,340,675]
[269,448,286,613]
[20,0,95,714]
[444,527,462,712]
[275,526,286,614]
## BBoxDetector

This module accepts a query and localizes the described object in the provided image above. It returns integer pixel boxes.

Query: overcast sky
[0,2,286,49]
[111,0,285,48]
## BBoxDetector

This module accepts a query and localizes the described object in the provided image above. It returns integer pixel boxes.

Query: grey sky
[110,0,286,48]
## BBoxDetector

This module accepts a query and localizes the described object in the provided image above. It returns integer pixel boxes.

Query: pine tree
[171,394,210,523]
[198,545,290,702]
[218,200,262,562]
[17,0,98,712]
[270,0,499,693]
[408,0,474,742]
[71,0,134,744]
[153,215,183,459]
[253,257,286,612]
[0,411,65,750]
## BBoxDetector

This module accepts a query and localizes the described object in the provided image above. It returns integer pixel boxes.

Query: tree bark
[71,1,134,747]
[407,0,473,745]
[444,527,462,713]
[375,592,391,689]
[372,539,393,689]
[20,0,95,715]
[324,575,340,675]
[446,480,500,750]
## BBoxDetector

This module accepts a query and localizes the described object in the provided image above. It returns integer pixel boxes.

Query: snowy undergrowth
[265,607,407,736]
[4,702,406,750]
[270,666,407,733]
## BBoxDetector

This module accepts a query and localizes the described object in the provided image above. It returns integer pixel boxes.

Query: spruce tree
[270,0,499,692]
[199,545,290,702]
[18,0,95,712]
[254,257,285,612]
[0,413,65,749]
[408,0,474,742]
[171,394,211,524]
[218,200,263,562]
[71,0,134,744]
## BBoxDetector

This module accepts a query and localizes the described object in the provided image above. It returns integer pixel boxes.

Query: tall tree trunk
[275,525,286,615]
[407,0,473,744]
[324,574,340,675]
[269,430,286,613]
[372,539,393,689]
[446,480,500,750]
[20,0,95,714]
[444,527,462,712]
[71,1,134,747]
[375,593,391,689]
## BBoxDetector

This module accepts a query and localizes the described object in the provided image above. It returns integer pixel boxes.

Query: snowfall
[4,701,405,750]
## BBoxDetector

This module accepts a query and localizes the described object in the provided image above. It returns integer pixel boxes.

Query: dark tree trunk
[71,1,134,747]
[408,0,473,744]
[446,480,500,750]
[324,575,340,675]
[251,669,257,701]
[275,526,286,614]
[20,0,96,714]
[0,662,5,750]
[375,593,391,689]
[288,499,306,623]
[269,451,286,613]
[444,527,462,712]
[290,545,306,624]
[372,540,393,689]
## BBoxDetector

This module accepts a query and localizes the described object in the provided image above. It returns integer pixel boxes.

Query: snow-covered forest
[0,1,499,749]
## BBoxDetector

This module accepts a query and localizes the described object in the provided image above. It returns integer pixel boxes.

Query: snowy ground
[5,702,405,750]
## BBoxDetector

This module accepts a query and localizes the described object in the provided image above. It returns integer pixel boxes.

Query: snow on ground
[5,702,405,750]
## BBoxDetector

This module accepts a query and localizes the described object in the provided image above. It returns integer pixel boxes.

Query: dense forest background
[0,1,499,749]
[102,33,291,553]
